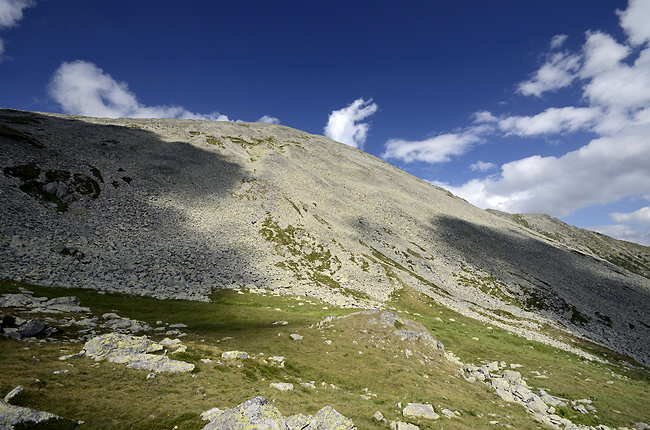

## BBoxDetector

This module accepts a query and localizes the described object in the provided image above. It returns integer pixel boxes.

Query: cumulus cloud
[469,161,496,172]
[324,98,378,148]
[0,0,35,59]
[617,0,650,46]
[443,123,650,217]
[257,115,280,124]
[49,60,231,120]
[415,1,650,245]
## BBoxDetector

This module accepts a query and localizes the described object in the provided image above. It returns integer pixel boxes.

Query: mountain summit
[1,109,649,366]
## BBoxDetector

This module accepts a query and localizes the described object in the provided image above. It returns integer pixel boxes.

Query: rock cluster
[1,290,188,345]
[200,396,355,430]
[79,333,194,373]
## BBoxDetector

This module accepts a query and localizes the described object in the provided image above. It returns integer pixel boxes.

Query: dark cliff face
[1,108,649,366]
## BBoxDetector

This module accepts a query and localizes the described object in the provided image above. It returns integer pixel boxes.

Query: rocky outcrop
[200,396,355,430]
[0,386,64,429]
[81,333,194,373]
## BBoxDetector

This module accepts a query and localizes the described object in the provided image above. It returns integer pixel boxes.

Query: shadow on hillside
[0,109,258,297]
[430,215,650,353]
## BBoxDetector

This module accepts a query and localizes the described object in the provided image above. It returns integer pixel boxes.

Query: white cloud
[382,127,486,164]
[592,224,650,246]
[49,60,230,120]
[472,110,499,123]
[419,1,650,246]
[517,51,581,97]
[498,107,602,136]
[257,115,280,124]
[550,34,568,49]
[444,123,650,217]
[323,98,378,149]
[618,0,650,46]
[611,206,650,226]
[0,0,35,59]
[470,161,496,172]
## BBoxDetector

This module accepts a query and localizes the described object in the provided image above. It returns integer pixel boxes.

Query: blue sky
[2,0,650,245]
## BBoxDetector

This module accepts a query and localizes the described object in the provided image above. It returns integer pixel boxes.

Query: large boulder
[203,396,287,430]
[81,333,194,373]
[307,406,356,429]
[402,403,439,420]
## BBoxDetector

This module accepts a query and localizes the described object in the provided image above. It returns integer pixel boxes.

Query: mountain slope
[1,109,649,367]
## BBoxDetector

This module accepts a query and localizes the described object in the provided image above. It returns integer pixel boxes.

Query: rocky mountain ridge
[1,109,649,367]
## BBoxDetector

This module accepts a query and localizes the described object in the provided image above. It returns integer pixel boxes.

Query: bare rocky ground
[1,109,649,369]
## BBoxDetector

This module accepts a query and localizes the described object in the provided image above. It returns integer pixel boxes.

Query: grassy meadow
[1,280,648,429]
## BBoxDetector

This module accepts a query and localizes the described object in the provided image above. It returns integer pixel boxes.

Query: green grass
[1,279,649,429]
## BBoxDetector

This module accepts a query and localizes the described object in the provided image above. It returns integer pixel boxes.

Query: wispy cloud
[0,0,35,60]
[497,107,601,136]
[324,98,378,149]
[49,60,232,120]
[470,160,496,172]
[517,50,581,97]
[420,0,650,245]
[383,126,488,164]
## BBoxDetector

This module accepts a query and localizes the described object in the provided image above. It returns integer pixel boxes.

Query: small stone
[270,382,294,391]
[221,351,249,360]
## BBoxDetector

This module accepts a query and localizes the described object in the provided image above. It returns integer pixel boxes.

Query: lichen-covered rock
[1,388,61,429]
[82,333,163,360]
[81,333,194,373]
[307,406,356,430]
[390,421,420,430]
[123,353,194,373]
[202,396,287,430]
[286,413,312,430]
[221,350,249,360]
[402,403,439,420]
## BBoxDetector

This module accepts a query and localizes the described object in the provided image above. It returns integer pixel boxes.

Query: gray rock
[44,296,90,313]
[221,351,249,359]
[3,385,23,403]
[16,320,48,337]
[83,333,162,360]
[203,396,287,430]
[124,354,194,373]
[82,333,194,373]
[402,403,439,420]
[270,383,294,391]
[440,409,459,419]
[390,422,420,430]
[495,388,516,402]
[502,370,522,383]
[286,413,312,430]
[372,411,385,422]
[307,406,356,430]
[1,386,61,428]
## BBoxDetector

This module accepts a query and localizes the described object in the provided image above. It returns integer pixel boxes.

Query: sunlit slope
[1,109,649,366]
